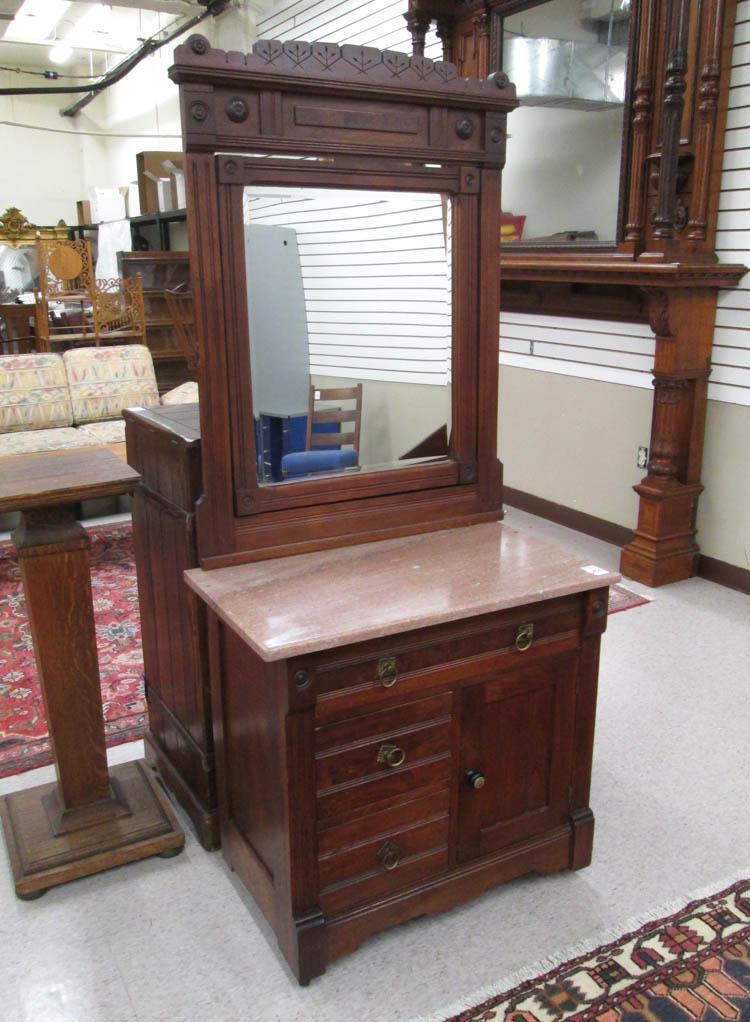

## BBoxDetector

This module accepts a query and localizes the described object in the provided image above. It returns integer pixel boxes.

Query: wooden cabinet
[118,252,193,395]
[123,404,218,849]
[191,542,613,984]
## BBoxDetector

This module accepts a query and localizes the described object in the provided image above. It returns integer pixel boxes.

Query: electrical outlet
[637,445,648,469]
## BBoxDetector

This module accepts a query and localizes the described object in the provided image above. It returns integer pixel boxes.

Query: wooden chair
[92,276,146,345]
[37,238,96,302]
[305,383,363,457]
[0,303,38,354]
[164,286,198,369]
[35,238,98,348]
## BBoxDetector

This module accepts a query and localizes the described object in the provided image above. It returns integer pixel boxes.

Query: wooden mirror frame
[171,35,517,568]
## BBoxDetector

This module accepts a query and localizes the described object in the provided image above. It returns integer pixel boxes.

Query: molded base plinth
[620,478,703,586]
[0,759,184,899]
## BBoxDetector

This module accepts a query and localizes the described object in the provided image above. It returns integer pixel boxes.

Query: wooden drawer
[317,718,451,790]
[315,693,451,751]
[309,598,582,721]
[319,814,449,917]
[318,790,450,853]
[317,756,451,827]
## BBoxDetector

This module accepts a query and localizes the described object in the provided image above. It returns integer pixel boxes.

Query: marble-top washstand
[185,522,621,661]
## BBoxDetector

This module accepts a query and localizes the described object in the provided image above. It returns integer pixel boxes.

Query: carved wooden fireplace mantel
[406,0,747,586]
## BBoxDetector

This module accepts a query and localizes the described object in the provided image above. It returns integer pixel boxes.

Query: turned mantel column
[405,9,432,55]
[620,286,718,586]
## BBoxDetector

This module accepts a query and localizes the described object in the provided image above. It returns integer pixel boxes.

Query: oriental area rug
[440,878,750,1022]
[0,522,145,778]
[0,522,650,779]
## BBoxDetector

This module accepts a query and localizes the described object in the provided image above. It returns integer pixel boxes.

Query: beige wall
[698,400,750,569]
[498,366,650,527]
[498,364,750,572]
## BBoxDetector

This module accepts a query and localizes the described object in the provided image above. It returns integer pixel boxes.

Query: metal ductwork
[503,36,627,111]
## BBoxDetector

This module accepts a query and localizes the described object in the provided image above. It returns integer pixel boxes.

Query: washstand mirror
[244,184,452,485]
[171,36,518,566]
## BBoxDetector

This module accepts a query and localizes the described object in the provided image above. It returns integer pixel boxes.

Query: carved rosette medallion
[226,98,248,123]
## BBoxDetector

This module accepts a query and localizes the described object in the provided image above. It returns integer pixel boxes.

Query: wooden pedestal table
[0,448,184,899]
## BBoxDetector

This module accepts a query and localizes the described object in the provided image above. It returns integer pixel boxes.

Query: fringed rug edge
[413,867,750,1022]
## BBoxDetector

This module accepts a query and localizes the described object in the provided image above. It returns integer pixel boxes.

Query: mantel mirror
[171,34,517,564]
[496,0,634,249]
[242,181,452,488]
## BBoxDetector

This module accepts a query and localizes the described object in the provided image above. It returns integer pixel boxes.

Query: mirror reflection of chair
[281,383,362,479]
[0,304,38,355]
[164,285,197,369]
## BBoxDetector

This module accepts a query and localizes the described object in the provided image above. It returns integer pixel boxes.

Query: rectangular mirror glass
[500,0,631,246]
[243,185,452,484]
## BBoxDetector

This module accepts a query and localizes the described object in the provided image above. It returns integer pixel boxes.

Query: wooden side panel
[126,409,217,847]
[220,626,284,877]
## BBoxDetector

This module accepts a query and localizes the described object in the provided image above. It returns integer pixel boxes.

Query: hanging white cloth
[95,220,132,280]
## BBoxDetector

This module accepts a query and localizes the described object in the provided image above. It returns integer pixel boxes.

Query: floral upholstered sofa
[0,346,197,456]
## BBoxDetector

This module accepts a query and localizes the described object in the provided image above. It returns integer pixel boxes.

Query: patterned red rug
[0,522,145,778]
[608,582,651,615]
[444,878,750,1022]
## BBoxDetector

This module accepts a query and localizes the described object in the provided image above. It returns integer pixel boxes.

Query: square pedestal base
[0,759,185,899]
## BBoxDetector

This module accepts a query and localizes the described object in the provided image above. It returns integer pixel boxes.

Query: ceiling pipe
[0,0,230,112]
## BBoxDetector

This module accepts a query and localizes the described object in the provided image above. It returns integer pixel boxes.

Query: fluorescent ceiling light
[48,41,73,64]
[4,0,70,43]
[63,4,136,54]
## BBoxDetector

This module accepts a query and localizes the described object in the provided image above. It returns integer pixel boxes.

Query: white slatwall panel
[257,0,442,57]
[258,1,750,405]
[245,188,451,385]
[500,312,655,388]
[714,0,750,405]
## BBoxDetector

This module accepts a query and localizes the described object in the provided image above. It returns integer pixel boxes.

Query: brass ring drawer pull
[376,655,398,688]
[377,840,400,871]
[515,623,534,652]
[376,743,406,769]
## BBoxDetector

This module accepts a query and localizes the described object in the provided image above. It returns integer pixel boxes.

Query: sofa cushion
[0,353,73,433]
[161,381,199,405]
[76,419,126,445]
[0,426,101,457]
[64,344,159,424]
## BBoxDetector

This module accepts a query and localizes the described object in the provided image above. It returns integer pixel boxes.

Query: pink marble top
[185,522,621,662]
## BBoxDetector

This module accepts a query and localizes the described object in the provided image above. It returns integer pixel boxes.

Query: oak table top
[0,447,139,514]
[186,521,622,662]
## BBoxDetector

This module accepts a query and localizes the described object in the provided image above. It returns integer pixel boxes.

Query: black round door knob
[466,769,485,790]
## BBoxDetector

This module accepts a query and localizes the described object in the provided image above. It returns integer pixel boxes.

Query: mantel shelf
[499,254,748,291]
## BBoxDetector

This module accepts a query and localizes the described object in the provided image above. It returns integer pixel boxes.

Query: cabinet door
[456,654,577,863]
